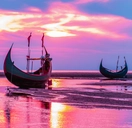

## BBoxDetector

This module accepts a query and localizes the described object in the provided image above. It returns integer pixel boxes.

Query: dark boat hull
[4,45,52,88]
[99,59,128,79]
[5,72,47,88]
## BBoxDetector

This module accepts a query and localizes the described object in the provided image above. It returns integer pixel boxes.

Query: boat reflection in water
[2,96,132,128]
[1,96,51,128]
[1,78,132,128]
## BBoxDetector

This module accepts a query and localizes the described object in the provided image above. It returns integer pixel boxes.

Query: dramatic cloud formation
[0,0,132,70]
[0,2,131,39]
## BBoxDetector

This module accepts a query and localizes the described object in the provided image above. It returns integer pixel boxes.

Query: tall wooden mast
[27,32,32,73]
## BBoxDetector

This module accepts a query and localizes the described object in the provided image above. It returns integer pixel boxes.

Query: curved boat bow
[4,45,52,88]
[99,58,128,79]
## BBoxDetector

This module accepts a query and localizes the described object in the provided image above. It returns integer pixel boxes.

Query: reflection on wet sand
[6,78,132,110]
[2,95,76,128]
[1,95,52,128]
[1,77,132,127]
[51,103,64,128]
[4,100,11,128]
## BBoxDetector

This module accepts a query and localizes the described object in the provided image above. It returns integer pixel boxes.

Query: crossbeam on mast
[27,58,45,60]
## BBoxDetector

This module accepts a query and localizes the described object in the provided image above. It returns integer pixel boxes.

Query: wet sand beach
[6,71,132,110]
[1,71,132,128]
[8,85,132,109]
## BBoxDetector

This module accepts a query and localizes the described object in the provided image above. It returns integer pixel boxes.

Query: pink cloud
[74,0,109,4]
[0,1,132,71]
[0,2,131,40]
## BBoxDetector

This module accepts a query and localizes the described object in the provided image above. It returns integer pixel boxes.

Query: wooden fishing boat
[4,34,52,88]
[99,58,128,79]
[4,45,52,88]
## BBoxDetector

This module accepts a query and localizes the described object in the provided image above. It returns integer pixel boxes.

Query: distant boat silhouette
[4,35,52,89]
[99,57,128,79]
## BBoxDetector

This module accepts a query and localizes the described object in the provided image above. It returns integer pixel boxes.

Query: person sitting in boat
[34,53,52,75]
[41,55,45,66]
[43,53,52,72]
[45,53,52,61]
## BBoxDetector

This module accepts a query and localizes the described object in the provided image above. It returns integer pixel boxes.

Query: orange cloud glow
[0,9,41,32]
[0,1,131,40]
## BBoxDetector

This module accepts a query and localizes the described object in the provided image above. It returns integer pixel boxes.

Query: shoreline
[1,71,132,78]
[0,71,104,78]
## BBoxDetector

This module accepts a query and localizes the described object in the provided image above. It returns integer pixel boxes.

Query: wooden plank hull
[99,59,128,79]
[4,45,52,88]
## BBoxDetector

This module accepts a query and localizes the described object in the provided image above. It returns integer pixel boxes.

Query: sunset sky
[0,0,132,71]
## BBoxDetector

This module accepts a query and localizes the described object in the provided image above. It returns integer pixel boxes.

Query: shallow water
[1,77,132,128]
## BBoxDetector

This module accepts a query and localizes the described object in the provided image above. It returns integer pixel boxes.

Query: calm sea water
[1,76,132,128]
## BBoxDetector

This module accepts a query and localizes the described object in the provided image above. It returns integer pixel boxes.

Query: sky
[0,0,132,71]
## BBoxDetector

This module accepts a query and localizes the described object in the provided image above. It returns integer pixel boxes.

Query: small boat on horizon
[3,34,52,88]
[99,57,128,79]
